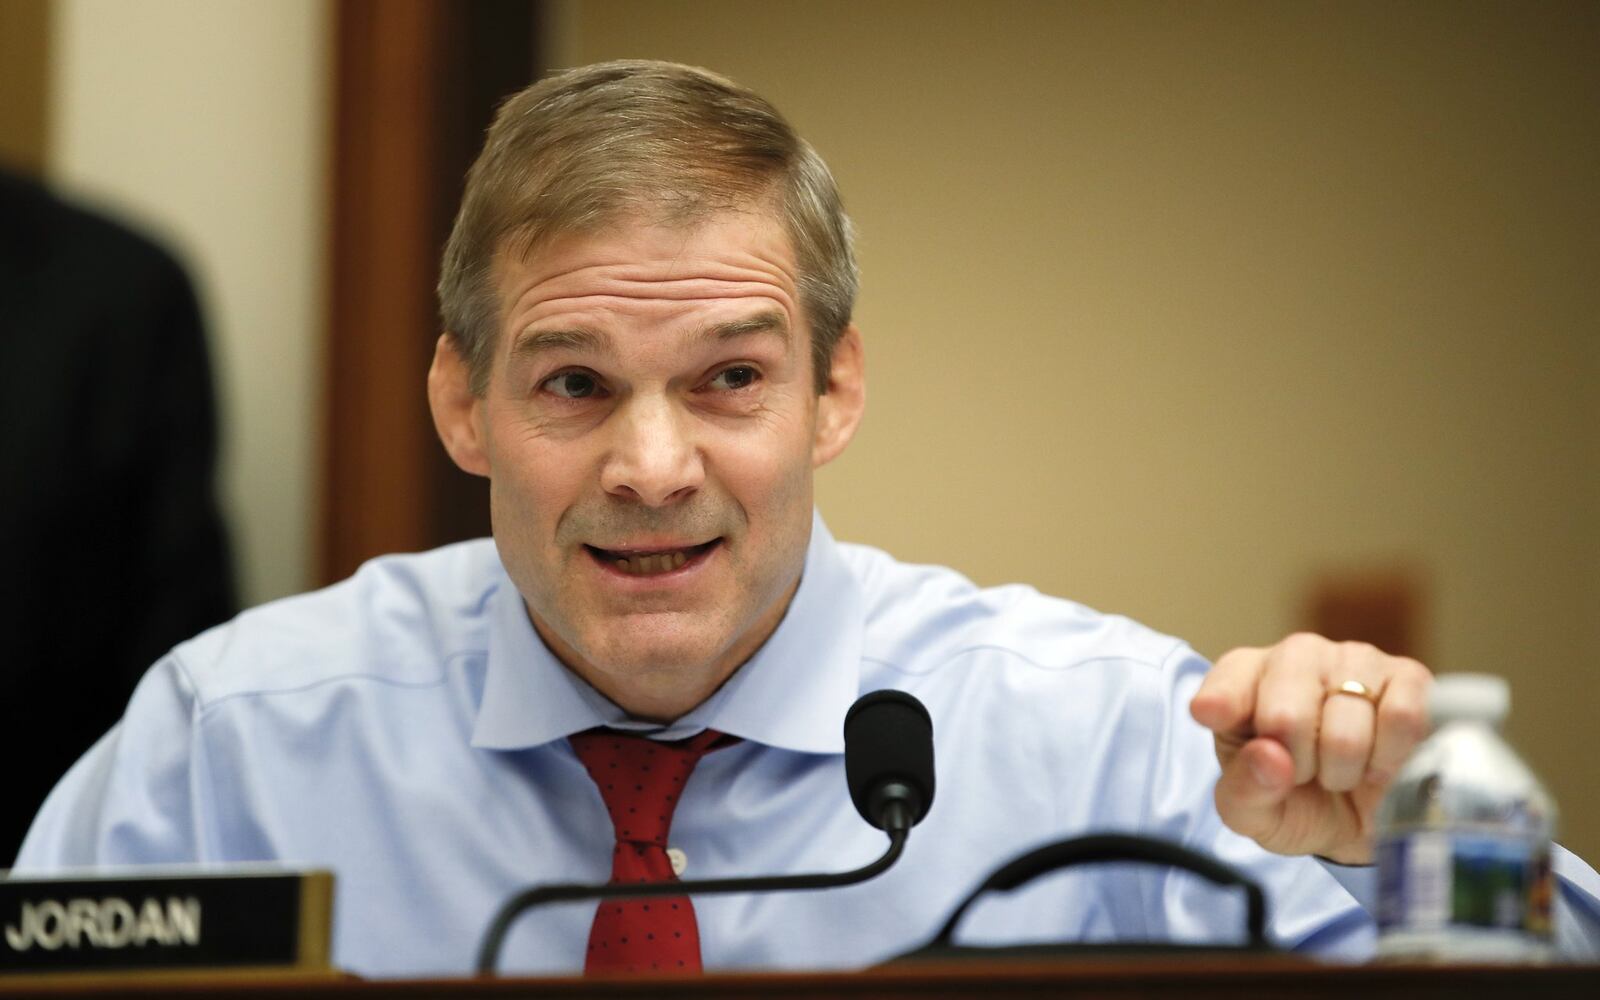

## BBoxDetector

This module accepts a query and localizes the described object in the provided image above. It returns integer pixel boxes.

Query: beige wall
[550,0,1600,859]
[47,0,329,607]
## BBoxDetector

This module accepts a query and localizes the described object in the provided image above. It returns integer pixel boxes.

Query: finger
[1318,643,1386,792]
[1318,695,1376,793]
[1366,657,1433,786]
[1213,737,1294,846]
[1190,646,1267,738]
[1253,633,1329,786]
[1219,738,1373,858]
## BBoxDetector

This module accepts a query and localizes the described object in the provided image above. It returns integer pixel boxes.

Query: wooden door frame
[319,0,538,585]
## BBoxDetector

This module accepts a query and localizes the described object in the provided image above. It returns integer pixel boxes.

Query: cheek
[718,429,815,526]
[488,462,580,620]
[484,432,588,549]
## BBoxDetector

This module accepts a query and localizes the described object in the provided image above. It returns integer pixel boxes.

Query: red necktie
[568,728,736,976]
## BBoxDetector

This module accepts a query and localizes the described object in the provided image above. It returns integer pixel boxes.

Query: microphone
[475,689,936,975]
[844,689,935,833]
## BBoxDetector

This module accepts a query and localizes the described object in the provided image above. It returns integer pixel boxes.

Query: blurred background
[2,0,1595,861]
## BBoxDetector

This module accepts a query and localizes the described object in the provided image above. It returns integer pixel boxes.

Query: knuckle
[1256,704,1311,740]
[1283,632,1327,656]
[1340,639,1380,660]
[1275,632,1338,668]
[1380,700,1429,743]
[1397,657,1434,684]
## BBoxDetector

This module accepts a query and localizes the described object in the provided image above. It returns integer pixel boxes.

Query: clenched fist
[1189,633,1434,865]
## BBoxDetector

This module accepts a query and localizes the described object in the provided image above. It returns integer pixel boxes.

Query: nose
[599,392,704,507]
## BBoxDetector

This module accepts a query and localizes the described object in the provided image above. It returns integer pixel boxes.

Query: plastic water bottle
[1375,673,1556,961]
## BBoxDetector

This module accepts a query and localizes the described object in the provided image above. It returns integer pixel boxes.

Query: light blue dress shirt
[14,514,1600,977]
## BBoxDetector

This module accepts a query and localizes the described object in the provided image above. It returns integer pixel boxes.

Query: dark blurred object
[1303,566,1426,662]
[0,169,237,862]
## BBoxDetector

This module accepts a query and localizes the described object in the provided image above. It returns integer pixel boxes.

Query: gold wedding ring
[1328,679,1380,706]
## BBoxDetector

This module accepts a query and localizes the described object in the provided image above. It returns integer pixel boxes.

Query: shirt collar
[472,511,862,755]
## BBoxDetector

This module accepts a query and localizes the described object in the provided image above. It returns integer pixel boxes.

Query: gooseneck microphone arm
[476,689,936,977]
[474,828,908,974]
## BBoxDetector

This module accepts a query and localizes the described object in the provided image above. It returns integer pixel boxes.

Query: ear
[812,324,866,468]
[428,334,491,477]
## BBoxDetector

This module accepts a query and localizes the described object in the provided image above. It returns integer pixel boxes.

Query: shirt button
[666,847,688,876]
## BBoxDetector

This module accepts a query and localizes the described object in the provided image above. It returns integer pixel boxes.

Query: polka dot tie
[568,727,737,976]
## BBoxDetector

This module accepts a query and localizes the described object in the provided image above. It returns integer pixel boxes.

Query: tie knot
[569,728,731,846]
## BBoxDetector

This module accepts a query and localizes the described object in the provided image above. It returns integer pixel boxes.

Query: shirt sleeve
[11,656,209,869]
[1139,643,1375,958]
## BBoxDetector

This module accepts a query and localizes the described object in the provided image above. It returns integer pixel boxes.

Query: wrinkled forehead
[494,183,787,272]
[490,201,805,326]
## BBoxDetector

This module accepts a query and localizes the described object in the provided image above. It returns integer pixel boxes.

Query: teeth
[612,550,692,576]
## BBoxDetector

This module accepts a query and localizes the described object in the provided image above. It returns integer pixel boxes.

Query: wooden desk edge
[2,958,1597,997]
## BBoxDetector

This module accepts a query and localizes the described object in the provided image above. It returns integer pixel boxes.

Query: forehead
[494,208,803,332]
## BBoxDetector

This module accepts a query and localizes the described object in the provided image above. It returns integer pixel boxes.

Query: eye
[541,370,602,399]
[708,366,760,391]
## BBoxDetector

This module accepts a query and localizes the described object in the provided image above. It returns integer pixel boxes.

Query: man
[15,61,1600,977]
[0,168,236,863]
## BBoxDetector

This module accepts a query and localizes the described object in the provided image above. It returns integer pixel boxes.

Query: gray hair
[437,60,858,394]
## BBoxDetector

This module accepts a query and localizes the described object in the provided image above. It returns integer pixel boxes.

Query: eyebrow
[507,327,608,367]
[507,310,789,366]
[699,310,790,346]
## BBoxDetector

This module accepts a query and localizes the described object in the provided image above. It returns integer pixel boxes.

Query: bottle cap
[1429,673,1509,725]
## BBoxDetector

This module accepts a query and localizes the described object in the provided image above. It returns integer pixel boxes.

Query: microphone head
[843,689,935,831]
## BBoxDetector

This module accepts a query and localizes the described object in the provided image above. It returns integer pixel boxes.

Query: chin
[581,615,735,680]
[593,643,711,678]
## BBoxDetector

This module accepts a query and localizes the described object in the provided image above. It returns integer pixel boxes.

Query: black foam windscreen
[843,689,936,829]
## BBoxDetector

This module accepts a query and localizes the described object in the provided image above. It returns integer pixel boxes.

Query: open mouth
[584,539,721,577]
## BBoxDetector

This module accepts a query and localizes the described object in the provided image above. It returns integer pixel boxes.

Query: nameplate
[0,868,333,976]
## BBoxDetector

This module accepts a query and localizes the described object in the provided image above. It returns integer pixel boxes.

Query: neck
[528,574,803,724]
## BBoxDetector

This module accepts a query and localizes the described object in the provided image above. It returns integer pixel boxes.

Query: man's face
[442,207,857,720]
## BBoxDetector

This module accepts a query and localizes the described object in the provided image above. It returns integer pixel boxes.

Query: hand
[1188,633,1433,865]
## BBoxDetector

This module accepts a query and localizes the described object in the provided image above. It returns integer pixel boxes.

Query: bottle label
[1377,830,1553,938]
